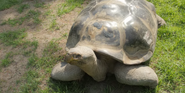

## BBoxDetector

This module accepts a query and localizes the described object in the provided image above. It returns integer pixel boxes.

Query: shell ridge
[137,17,153,35]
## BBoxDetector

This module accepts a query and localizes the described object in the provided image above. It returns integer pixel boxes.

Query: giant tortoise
[51,0,166,88]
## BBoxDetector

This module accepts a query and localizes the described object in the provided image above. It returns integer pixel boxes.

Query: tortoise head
[65,46,97,67]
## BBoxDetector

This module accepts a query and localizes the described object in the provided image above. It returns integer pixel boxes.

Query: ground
[0,0,83,92]
[0,0,185,93]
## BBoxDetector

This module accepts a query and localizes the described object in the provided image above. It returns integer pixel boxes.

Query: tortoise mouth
[65,53,83,64]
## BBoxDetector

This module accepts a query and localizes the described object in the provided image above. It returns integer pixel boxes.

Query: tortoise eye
[73,54,82,59]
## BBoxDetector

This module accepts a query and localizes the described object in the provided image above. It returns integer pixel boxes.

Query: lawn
[0,0,184,93]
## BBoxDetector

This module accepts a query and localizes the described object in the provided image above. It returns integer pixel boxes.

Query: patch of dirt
[0,0,86,92]
[0,44,13,60]
[0,54,28,92]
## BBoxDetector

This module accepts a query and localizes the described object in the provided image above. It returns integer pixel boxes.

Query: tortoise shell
[66,0,158,65]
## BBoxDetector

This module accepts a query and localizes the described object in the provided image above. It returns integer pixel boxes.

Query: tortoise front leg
[114,63,158,88]
[51,62,85,81]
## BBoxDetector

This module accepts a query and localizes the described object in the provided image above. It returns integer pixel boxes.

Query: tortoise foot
[114,63,158,88]
[157,14,166,28]
[51,62,85,81]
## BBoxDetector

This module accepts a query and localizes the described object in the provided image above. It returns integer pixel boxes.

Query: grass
[0,29,27,46]
[147,0,185,92]
[34,1,45,8]
[0,0,22,11]
[27,39,62,69]
[19,70,40,93]
[57,0,85,16]
[22,40,38,56]
[23,39,63,92]
[49,18,59,30]
[0,28,38,71]
[1,18,25,26]
[40,78,85,93]
[1,10,41,26]
[0,29,38,49]
[17,4,29,13]
[62,33,68,37]
[26,10,41,24]
[0,28,38,60]
[1,52,14,67]
[44,10,52,16]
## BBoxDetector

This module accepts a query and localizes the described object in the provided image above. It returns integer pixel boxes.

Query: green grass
[24,39,63,93]
[0,29,27,46]
[43,40,62,56]
[1,10,41,26]
[19,70,40,93]
[0,29,38,49]
[57,0,85,16]
[27,54,39,68]
[62,33,68,37]
[0,28,38,68]
[27,40,62,69]
[1,52,14,67]
[1,18,24,26]
[44,10,52,16]
[26,10,41,24]
[22,40,38,56]
[34,1,45,8]
[49,18,59,30]
[0,0,22,11]
[147,0,185,92]
[39,78,85,93]
[17,4,29,13]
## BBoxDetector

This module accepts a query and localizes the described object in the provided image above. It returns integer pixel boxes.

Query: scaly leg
[114,63,158,88]
[156,14,166,28]
[51,62,85,81]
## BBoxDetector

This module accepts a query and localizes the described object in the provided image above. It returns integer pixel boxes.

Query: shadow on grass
[47,74,156,93]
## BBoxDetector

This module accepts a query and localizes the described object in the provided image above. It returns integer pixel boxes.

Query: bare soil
[0,0,87,92]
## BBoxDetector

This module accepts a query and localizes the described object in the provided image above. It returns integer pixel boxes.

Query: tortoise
[51,0,166,88]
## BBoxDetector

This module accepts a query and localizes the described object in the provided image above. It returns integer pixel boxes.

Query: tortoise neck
[80,58,108,81]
